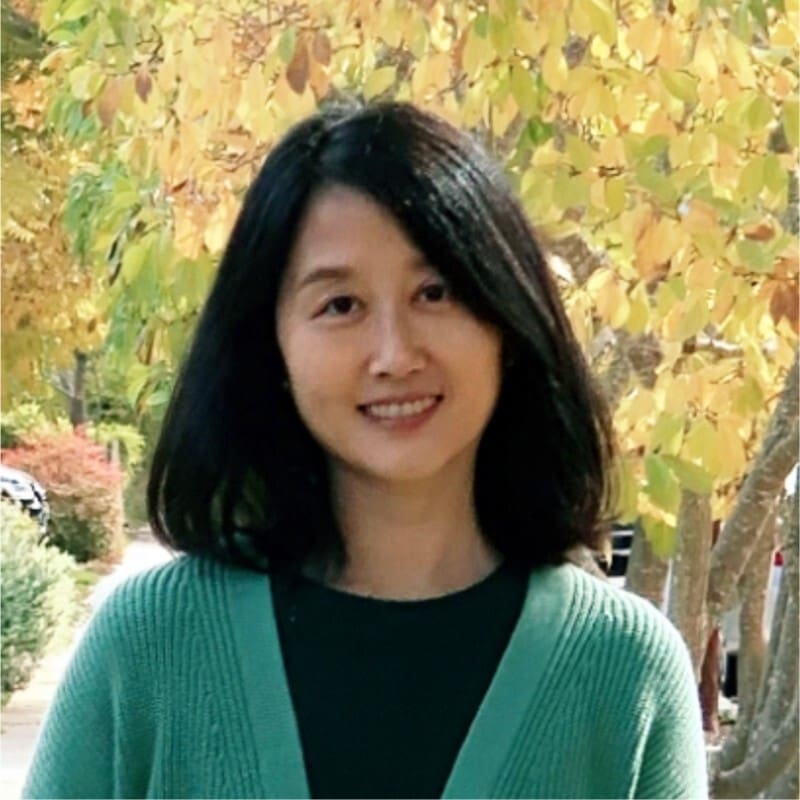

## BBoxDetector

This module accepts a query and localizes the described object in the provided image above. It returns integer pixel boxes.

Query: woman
[25,102,707,799]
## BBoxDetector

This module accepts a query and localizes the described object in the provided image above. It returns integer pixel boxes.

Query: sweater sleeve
[23,586,142,799]
[634,626,709,799]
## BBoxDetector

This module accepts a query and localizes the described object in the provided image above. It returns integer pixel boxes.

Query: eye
[319,295,359,317]
[418,281,449,303]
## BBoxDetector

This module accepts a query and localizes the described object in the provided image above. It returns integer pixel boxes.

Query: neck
[315,465,499,601]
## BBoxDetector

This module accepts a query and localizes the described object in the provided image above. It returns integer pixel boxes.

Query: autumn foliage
[2,430,125,563]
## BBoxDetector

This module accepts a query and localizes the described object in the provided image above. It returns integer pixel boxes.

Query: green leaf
[645,454,681,513]
[120,240,149,285]
[364,67,396,100]
[661,456,714,494]
[641,515,676,559]
[615,457,639,522]
[749,0,768,29]
[605,176,626,216]
[61,0,94,22]
[277,26,296,64]
[651,412,686,456]
[733,375,764,415]
[736,239,773,272]
[677,297,709,340]
[634,162,679,205]
[564,134,595,172]
[736,156,764,203]
[526,117,553,145]
[762,154,787,195]
[489,15,514,58]
[474,12,490,38]
[587,0,617,46]
[658,69,699,104]
[783,99,798,148]
[510,64,539,116]
[746,94,773,131]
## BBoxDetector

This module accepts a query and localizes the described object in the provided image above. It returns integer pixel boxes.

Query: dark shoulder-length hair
[148,100,616,573]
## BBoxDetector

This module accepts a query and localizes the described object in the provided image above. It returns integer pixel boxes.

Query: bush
[2,431,125,563]
[0,401,70,448]
[1,502,79,695]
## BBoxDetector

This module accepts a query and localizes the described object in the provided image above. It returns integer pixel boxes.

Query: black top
[270,563,528,799]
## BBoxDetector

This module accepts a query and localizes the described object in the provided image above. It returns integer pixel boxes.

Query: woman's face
[275,185,502,488]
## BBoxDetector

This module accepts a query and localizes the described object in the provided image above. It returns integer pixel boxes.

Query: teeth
[364,396,438,419]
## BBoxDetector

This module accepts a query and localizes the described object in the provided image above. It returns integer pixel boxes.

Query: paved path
[0,533,173,799]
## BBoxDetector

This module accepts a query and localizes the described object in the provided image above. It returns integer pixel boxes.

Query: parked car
[0,464,49,537]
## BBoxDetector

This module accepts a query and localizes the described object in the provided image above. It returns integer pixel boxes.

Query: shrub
[2,431,125,563]
[0,401,70,448]
[1,502,79,695]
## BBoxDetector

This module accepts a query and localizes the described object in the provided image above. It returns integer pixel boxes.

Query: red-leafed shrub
[2,430,125,563]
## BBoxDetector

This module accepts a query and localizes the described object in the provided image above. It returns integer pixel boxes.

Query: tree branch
[667,489,712,678]
[706,354,799,620]
[713,702,799,798]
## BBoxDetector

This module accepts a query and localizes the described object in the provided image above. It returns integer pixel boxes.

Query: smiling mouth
[358,395,443,421]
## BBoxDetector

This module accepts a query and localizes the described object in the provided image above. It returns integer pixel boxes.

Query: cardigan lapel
[226,567,311,799]
[441,564,576,799]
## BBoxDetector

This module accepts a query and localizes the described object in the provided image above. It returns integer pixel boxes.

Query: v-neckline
[224,562,577,799]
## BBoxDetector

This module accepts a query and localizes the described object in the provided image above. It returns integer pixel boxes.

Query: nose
[367,309,427,379]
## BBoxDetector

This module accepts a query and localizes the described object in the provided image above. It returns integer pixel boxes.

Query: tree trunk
[713,704,799,799]
[707,354,798,620]
[668,490,712,678]
[718,507,777,769]
[624,518,668,607]
[699,626,721,736]
[69,349,88,428]
[713,488,799,797]
[765,755,798,799]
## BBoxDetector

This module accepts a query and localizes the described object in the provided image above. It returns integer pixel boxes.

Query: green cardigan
[24,556,708,799]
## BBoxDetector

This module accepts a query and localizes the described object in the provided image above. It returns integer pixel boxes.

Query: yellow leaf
[541,45,568,92]
[684,417,722,476]
[462,25,494,75]
[676,296,709,340]
[626,17,661,63]
[783,99,799,148]
[411,53,451,99]
[490,93,518,137]
[692,28,718,83]
[685,258,716,290]
[489,15,514,59]
[203,192,239,254]
[564,134,595,172]
[509,64,538,116]
[586,0,617,47]
[511,18,548,58]
[590,270,630,328]
[658,68,698,104]
[624,281,650,334]
[726,33,757,88]
[364,66,396,100]
[716,417,748,480]
[657,20,685,69]
[688,130,718,164]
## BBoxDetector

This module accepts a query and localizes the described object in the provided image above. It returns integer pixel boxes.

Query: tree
[1,0,105,408]
[5,0,798,794]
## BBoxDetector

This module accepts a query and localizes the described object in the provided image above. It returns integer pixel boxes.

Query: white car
[0,463,50,536]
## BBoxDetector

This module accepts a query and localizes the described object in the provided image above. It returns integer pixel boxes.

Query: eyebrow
[295,265,353,291]
[293,256,437,292]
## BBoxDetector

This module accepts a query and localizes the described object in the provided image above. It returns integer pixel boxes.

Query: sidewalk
[0,531,173,799]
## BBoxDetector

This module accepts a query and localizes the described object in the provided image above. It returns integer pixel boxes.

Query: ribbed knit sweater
[24,555,708,799]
